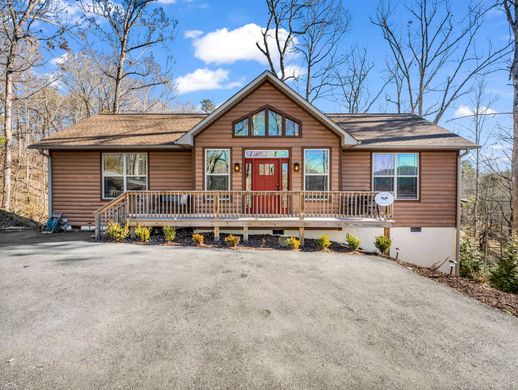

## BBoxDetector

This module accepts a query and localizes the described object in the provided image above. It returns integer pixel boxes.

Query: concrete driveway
[1,232,517,389]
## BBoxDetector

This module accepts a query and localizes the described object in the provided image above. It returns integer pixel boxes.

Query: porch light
[293,162,300,172]
[233,162,241,172]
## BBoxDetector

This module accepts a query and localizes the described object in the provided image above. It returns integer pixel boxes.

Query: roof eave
[28,143,191,151]
[348,144,480,150]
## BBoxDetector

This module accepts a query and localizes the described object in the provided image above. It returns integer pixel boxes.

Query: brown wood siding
[149,151,193,190]
[194,81,341,191]
[342,150,458,227]
[51,150,193,226]
[52,151,103,227]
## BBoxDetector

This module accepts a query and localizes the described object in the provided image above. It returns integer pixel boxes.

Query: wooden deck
[94,190,394,240]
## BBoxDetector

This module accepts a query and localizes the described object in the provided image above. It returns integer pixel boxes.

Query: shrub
[459,237,484,279]
[346,234,361,251]
[106,221,129,242]
[315,234,331,251]
[135,225,150,242]
[490,236,518,293]
[163,226,176,242]
[192,233,204,246]
[375,235,392,255]
[286,236,301,250]
[224,234,240,248]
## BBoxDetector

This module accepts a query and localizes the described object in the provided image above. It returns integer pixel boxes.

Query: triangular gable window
[233,106,301,137]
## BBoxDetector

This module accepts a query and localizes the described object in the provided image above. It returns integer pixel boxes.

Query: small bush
[459,238,484,279]
[192,233,204,246]
[135,225,150,242]
[163,226,176,242]
[224,234,240,248]
[346,234,361,251]
[106,221,129,242]
[375,235,392,255]
[286,236,301,250]
[315,234,331,251]
[490,236,518,293]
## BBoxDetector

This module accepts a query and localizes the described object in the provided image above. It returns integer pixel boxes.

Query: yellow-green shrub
[224,234,240,247]
[135,225,150,242]
[192,233,204,246]
[315,234,331,251]
[286,237,301,250]
[346,234,361,251]
[106,221,129,242]
[163,226,176,242]
[375,236,392,255]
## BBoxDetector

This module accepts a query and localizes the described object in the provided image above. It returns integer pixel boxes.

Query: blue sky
[49,0,514,164]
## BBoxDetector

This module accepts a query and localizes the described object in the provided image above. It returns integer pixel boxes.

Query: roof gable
[176,71,359,147]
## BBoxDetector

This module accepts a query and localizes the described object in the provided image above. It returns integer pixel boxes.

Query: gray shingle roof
[326,113,478,149]
[30,112,478,150]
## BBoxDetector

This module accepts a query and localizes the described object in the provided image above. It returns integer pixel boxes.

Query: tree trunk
[2,69,14,210]
[512,71,518,233]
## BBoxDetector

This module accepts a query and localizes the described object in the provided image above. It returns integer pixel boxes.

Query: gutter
[455,149,470,275]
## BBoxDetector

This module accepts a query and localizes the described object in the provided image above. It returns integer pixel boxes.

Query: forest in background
[1,0,517,287]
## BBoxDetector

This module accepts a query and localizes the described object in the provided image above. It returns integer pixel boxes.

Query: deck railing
[94,190,393,237]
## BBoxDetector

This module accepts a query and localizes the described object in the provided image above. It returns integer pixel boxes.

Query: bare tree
[501,0,518,233]
[80,0,177,113]
[374,0,511,123]
[258,0,350,102]
[257,0,306,82]
[334,47,390,113]
[296,0,349,102]
[0,0,69,210]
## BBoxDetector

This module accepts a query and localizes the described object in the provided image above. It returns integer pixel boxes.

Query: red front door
[245,158,288,214]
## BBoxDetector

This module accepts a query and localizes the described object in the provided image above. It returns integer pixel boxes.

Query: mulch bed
[102,228,518,318]
[132,228,357,253]
[390,258,518,317]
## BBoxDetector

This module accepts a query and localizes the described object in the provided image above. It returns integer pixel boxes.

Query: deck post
[214,226,220,242]
[299,227,305,246]
[95,214,101,240]
[243,226,249,242]
[129,226,136,240]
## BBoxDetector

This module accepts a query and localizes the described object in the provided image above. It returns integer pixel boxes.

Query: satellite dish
[375,192,394,206]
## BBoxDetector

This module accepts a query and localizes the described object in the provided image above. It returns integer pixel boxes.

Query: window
[232,107,300,137]
[234,118,248,136]
[285,117,300,136]
[102,153,147,199]
[205,149,230,191]
[251,110,266,136]
[304,149,329,192]
[372,153,419,200]
[268,110,282,136]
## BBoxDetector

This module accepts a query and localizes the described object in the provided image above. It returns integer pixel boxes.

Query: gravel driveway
[1,232,517,389]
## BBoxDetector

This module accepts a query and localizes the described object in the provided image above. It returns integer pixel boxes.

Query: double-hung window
[304,149,329,192]
[102,153,147,199]
[372,153,419,200]
[205,149,230,191]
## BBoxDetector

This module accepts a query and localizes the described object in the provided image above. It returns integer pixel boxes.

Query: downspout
[456,149,469,275]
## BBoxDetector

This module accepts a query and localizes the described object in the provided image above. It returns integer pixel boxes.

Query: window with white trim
[372,153,419,200]
[102,153,147,199]
[304,149,329,191]
[205,149,230,191]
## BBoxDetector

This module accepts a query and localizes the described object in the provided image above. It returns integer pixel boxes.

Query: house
[30,71,478,272]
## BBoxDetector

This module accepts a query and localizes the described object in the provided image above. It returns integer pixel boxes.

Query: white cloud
[454,104,497,118]
[175,68,243,94]
[50,53,68,66]
[187,23,296,65]
[156,0,176,4]
[184,29,203,39]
